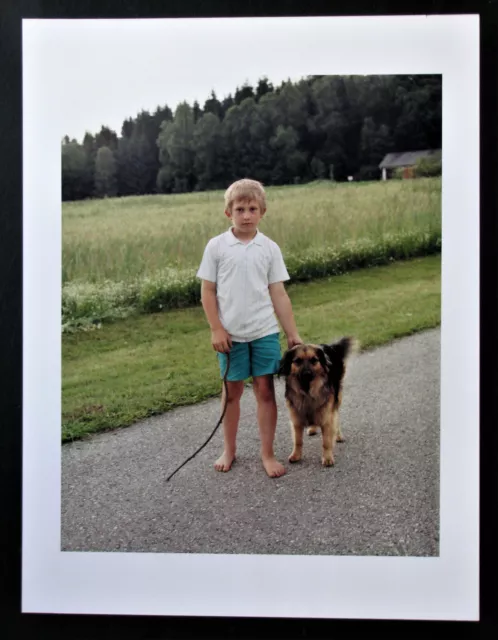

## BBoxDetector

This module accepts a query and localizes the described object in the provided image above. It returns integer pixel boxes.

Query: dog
[278,337,357,467]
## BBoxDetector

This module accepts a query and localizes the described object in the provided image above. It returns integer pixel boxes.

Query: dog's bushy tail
[320,336,358,397]
[323,336,359,363]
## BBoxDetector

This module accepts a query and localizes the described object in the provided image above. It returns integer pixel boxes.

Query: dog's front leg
[288,420,304,462]
[321,416,336,467]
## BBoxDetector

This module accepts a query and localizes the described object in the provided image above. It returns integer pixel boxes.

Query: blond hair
[224,178,266,212]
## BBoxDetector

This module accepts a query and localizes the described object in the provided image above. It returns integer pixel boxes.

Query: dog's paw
[307,426,318,436]
[321,454,335,467]
[336,433,345,443]
[288,450,302,463]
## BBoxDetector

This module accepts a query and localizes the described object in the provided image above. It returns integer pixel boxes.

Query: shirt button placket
[242,244,248,332]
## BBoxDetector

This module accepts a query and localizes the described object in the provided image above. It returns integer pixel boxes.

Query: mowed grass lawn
[62,254,441,442]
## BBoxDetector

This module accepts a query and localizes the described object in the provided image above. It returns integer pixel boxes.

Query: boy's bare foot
[214,451,236,472]
[262,455,286,478]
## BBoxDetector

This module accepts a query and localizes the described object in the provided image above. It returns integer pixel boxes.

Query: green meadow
[62,178,441,331]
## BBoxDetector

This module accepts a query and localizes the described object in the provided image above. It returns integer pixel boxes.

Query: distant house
[379,149,441,180]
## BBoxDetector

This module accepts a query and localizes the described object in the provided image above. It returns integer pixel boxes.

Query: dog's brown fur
[278,337,357,466]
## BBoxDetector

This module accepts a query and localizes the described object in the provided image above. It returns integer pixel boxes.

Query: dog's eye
[309,357,318,365]
[294,358,302,365]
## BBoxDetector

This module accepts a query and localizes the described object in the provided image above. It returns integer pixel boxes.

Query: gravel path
[62,328,440,556]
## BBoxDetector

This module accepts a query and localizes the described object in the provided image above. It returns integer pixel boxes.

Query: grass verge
[62,254,441,442]
[62,229,440,332]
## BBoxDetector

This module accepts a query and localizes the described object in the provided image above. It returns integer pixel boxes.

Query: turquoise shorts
[217,332,282,381]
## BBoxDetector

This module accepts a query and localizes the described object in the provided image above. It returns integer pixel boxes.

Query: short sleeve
[196,238,218,283]
[268,242,290,284]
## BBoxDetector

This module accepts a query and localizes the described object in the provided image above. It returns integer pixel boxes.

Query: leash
[166,351,231,482]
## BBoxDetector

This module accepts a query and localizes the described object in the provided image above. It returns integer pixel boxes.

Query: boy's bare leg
[253,375,286,478]
[215,380,244,472]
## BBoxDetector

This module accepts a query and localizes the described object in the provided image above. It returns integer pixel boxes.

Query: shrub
[414,154,442,177]
[62,228,441,332]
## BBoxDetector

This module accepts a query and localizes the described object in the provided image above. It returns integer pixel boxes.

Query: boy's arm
[200,280,232,353]
[269,281,303,348]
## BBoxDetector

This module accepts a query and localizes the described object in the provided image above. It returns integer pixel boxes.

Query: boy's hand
[211,327,232,353]
[286,333,304,349]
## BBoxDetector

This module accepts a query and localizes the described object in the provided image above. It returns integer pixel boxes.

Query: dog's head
[279,337,358,394]
[278,344,331,393]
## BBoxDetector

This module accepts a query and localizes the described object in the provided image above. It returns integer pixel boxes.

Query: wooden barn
[379,149,441,180]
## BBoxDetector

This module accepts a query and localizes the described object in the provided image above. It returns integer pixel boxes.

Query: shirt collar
[226,227,263,246]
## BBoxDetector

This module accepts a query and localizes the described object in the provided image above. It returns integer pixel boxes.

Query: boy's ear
[224,209,232,219]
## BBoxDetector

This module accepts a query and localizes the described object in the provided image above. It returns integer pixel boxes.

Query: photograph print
[22,15,479,620]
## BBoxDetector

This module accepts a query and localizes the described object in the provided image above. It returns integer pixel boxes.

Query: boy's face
[225,198,265,233]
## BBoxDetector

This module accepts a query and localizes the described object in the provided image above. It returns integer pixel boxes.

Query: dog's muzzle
[298,368,314,391]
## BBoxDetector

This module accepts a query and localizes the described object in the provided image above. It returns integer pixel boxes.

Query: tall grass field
[62,177,441,331]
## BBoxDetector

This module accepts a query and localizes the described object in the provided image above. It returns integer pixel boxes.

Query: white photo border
[22,14,479,620]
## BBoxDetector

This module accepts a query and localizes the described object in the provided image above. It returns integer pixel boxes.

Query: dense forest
[61,74,442,201]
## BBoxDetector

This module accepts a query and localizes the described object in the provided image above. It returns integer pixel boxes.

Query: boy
[196,178,303,478]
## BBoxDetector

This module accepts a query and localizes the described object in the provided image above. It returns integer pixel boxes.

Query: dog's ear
[315,347,331,372]
[278,347,296,377]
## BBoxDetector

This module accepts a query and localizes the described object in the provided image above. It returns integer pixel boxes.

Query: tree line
[61,74,441,201]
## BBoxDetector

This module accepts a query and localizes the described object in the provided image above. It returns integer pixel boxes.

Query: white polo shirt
[196,227,290,342]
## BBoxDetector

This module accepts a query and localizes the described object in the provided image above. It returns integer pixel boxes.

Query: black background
[1,0,497,637]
